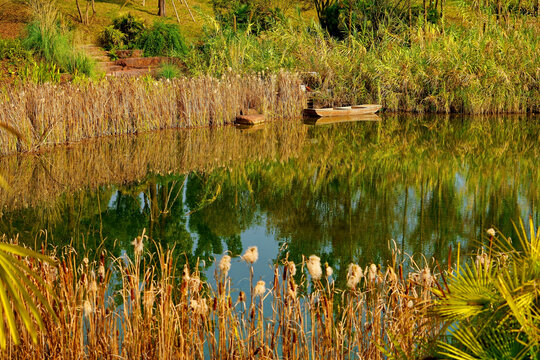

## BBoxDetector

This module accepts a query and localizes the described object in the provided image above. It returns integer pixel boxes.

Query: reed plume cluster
[0,237,445,359]
[0,72,305,155]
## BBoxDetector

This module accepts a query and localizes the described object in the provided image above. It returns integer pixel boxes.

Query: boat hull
[303,114,381,125]
[235,114,265,125]
[303,104,381,118]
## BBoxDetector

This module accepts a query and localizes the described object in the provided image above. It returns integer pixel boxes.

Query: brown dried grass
[0,238,445,359]
[0,72,306,155]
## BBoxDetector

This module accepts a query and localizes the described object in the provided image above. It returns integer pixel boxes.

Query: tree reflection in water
[0,114,537,285]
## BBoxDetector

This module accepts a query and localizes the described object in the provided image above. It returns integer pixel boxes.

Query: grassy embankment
[0,0,538,152]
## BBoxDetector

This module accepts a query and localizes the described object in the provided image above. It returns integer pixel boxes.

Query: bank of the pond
[0,73,305,155]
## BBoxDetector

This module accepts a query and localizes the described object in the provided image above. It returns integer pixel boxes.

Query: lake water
[0,114,538,290]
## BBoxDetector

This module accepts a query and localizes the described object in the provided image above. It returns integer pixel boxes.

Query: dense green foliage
[436,219,540,359]
[184,13,539,113]
[98,13,146,50]
[137,22,188,57]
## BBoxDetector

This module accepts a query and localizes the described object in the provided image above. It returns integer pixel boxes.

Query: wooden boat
[303,104,381,118]
[304,114,381,125]
[235,114,265,125]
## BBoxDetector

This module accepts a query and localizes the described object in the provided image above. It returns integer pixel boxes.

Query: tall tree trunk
[158,0,166,16]
[423,0,427,27]
[75,0,84,23]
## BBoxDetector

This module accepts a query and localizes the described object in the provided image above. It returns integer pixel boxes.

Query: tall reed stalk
[0,236,446,359]
[0,73,305,155]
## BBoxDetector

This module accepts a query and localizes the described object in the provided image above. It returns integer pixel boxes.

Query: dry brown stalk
[0,73,306,156]
[0,236,445,359]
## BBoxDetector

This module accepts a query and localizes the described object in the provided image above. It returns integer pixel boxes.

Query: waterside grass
[186,18,540,114]
[0,236,446,359]
[0,73,305,155]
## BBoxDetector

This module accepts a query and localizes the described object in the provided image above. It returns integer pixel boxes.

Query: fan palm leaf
[0,243,58,348]
[436,218,539,359]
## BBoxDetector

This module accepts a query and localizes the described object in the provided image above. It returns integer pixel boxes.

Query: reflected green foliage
[0,115,538,281]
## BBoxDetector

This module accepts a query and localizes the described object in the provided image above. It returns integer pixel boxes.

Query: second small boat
[303,104,382,118]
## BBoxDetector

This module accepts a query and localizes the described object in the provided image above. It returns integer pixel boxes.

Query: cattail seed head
[287,261,296,276]
[368,264,378,282]
[238,291,246,303]
[326,266,333,277]
[254,280,266,297]
[306,255,322,280]
[98,264,105,279]
[219,255,231,276]
[487,228,496,237]
[347,264,363,289]
[242,246,259,264]
[131,236,144,256]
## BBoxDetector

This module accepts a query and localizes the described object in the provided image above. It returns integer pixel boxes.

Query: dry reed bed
[0,73,306,155]
[1,240,444,359]
[0,122,308,211]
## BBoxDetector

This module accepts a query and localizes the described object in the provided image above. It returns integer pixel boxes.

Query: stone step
[93,55,111,62]
[97,61,123,72]
[115,57,167,68]
[114,49,144,58]
[107,68,158,77]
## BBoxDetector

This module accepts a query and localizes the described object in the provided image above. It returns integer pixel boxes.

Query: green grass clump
[20,60,61,83]
[137,22,188,57]
[157,63,181,79]
[22,21,95,76]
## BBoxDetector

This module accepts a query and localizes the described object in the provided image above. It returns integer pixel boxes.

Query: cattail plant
[0,232,457,359]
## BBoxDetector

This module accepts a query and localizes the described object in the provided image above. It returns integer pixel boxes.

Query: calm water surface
[0,114,538,289]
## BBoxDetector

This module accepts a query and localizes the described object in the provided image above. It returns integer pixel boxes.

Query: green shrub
[157,63,181,79]
[98,25,126,50]
[0,39,32,62]
[112,13,146,45]
[137,22,188,57]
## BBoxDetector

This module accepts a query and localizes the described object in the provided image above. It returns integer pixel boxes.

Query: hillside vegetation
[0,0,538,113]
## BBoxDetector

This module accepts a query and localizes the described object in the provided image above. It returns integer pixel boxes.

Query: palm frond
[0,242,58,349]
